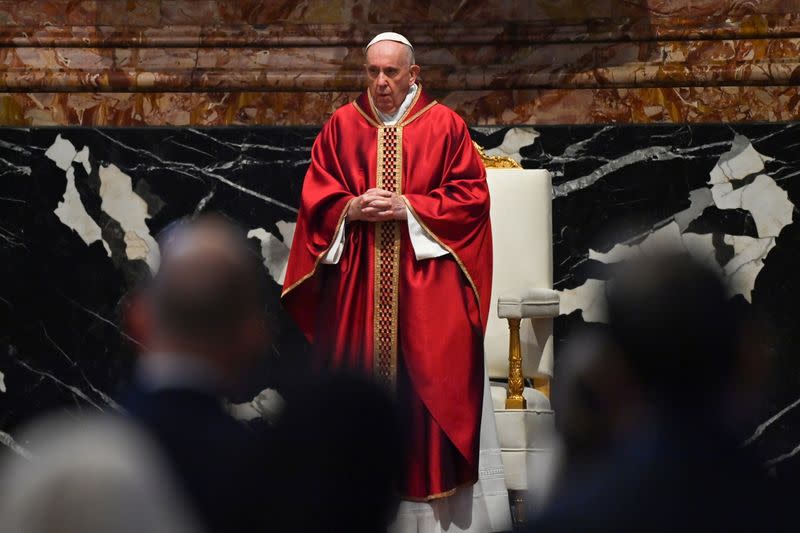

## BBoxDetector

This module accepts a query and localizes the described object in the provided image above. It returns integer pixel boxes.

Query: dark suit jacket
[529,417,790,533]
[121,385,269,533]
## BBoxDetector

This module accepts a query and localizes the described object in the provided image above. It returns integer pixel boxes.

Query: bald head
[150,215,264,344]
[605,253,737,407]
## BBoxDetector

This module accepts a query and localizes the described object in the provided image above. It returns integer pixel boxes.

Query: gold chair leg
[505,318,527,409]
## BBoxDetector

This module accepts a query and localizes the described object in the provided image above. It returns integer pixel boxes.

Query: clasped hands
[347,188,407,222]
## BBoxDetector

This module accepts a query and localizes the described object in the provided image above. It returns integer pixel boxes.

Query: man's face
[365,41,420,115]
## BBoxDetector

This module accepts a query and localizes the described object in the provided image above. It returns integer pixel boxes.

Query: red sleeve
[402,117,493,331]
[281,115,355,340]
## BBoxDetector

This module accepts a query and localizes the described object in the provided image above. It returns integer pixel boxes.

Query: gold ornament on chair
[505,318,527,409]
[473,141,523,169]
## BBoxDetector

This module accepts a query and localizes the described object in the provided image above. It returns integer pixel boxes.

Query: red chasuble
[281,85,492,500]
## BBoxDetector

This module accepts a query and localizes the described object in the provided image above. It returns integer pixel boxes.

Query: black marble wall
[1,124,798,484]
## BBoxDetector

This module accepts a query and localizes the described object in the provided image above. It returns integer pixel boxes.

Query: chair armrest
[498,288,560,319]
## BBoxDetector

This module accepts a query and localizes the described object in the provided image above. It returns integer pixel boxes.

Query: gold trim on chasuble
[373,125,403,387]
[353,87,438,389]
[280,198,353,298]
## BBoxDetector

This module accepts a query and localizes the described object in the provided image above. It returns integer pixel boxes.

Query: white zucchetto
[365,32,413,51]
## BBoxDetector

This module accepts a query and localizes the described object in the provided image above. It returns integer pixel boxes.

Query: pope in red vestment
[282,34,492,501]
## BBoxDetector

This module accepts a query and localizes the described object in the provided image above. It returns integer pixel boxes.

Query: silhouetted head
[605,253,739,412]
[145,214,267,384]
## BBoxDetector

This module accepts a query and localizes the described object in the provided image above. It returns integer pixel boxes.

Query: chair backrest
[484,169,554,380]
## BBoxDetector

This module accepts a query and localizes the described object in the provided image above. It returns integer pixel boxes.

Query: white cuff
[323,208,449,265]
[321,220,346,264]
[407,207,449,260]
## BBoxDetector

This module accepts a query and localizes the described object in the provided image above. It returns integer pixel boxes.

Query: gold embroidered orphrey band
[373,125,403,387]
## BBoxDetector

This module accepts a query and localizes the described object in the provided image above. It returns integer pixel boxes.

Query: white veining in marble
[41,323,121,411]
[680,232,720,274]
[94,130,300,213]
[46,136,111,256]
[0,430,32,459]
[187,128,305,154]
[674,188,714,232]
[248,221,296,285]
[558,278,607,323]
[723,235,775,301]
[744,395,800,447]
[228,387,285,425]
[552,139,733,198]
[73,145,92,175]
[560,136,794,321]
[44,134,163,271]
[0,157,31,177]
[98,164,160,273]
[44,134,77,171]
[194,188,215,213]
[61,293,144,349]
[56,166,109,254]
[485,127,539,164]
[556,145,682,198]
[0,137,36,155]
[14,358,105,411]
[474,125,508,136]
[0,225,24,248]
[714,174,793,238]
[708,134,771,184]
[765,442,800,468]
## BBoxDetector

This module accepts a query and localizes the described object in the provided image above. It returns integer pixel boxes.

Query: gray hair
[404,45,416,66]
[0,414,201,533]
[365,42,416,67]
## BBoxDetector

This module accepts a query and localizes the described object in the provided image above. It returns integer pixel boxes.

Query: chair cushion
[497,288,560,319]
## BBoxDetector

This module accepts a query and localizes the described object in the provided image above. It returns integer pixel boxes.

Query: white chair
[482,162,559,523]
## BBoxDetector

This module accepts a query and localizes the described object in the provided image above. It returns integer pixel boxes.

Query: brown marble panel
[194,46,355,70]
[235,1,304,24]
[0,0,797,126]
[0,47,114,70]
[0,86,797,126]
[3,1,800,29]
[248,0,370,24]
[648,0,800,17]
[116,47,198,70]
[191,91,358,124]
[96,0,160,26]
[4,66,799,92]
[507,0,650,23]
[0,91,367,126]
[159,0,371,25]
[160,0,224,25]
[3,15,800,47]
[3,39,799,70]
[365,0,652,23]
[441,86,800,124]
[0,38,798,92]
[0,0,96,25]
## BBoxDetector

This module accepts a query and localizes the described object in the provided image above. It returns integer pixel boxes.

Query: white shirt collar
[376,83,418,126]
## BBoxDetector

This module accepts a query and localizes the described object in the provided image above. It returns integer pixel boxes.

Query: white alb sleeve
[321,221,346,264]
[406,207,449,260]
